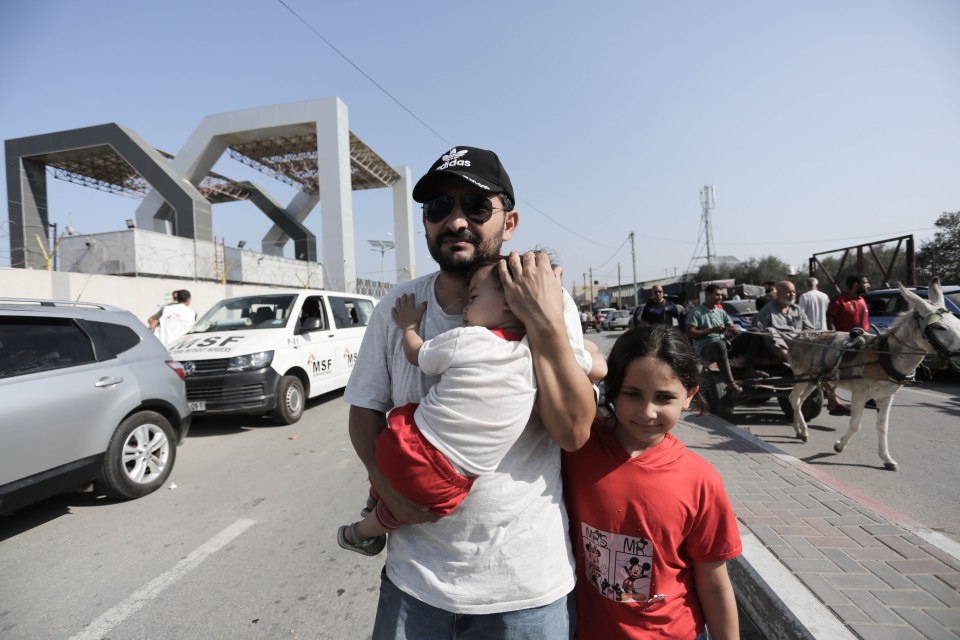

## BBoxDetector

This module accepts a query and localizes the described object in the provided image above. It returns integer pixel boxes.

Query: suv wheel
[272,375,305,424]
[98,411,176,499]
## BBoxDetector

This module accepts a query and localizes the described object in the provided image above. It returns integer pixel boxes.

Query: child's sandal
[337,523,386,557]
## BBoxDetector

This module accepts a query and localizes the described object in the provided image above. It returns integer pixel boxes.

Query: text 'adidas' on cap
[412,146,515,204]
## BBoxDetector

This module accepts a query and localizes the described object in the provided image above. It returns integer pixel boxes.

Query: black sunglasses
[422,194,504,224]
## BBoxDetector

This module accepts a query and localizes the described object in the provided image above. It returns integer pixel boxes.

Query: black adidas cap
[412,146,515,204]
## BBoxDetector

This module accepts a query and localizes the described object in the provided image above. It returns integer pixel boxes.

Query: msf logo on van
[306,353,333,376]
[343,348,359,368]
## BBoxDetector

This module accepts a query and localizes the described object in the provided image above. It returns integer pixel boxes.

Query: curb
[731,532,855,640]
[683,414,960,639]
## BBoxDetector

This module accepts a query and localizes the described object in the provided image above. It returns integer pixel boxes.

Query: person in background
[798,277,830,331]
[638,285,678,327]
[686,284,742,392]
[827,274,870,333]
[798,276,847,414]
[147,289,180,331]
[826,274,873,414]
[756,281,777,309]
[564,326,742,639]
[154,289,196,346]
[741,281,813,379]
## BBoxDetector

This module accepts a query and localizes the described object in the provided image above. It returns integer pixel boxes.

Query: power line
[273,0,451,147]
[517,198,618,249]
[276,4,945,258]
[273,0,617,250]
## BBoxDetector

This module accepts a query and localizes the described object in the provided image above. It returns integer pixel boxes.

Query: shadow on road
[187,389,347,437]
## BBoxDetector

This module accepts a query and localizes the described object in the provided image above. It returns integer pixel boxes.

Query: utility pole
[617,263,622,309]
[51,222,58,272]
[699,185,717,266]
[630,232,638,308]
[589,267,594,311]
[368,239,396,284]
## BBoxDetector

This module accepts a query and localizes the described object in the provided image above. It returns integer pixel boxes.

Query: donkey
[785,279,960,470]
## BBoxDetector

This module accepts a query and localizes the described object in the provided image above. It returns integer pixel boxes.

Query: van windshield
[189,294,297,333]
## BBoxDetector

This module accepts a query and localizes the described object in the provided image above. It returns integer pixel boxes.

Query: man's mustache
[436,229,479,245]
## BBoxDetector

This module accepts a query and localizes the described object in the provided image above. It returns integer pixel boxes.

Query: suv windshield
[190,294,297,333]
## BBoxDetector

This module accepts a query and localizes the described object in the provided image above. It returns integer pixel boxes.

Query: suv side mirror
[300,317,322,333]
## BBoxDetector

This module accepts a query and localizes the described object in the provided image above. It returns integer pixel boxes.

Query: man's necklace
[436,279,465,314]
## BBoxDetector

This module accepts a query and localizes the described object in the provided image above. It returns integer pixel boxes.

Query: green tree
[917,211,960,284]
[694,255,794,286]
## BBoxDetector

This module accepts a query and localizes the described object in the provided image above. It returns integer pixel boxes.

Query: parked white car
[168,290,376,424]
[602,309,631,331]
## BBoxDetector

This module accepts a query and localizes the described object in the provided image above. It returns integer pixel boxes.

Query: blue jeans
[372,568,575,639]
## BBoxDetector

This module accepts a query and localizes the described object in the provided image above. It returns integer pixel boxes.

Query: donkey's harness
[812,307,958,385]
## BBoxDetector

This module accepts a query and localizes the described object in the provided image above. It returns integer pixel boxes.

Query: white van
[167,290,376,424]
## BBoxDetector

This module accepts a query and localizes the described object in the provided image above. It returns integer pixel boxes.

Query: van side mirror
[300,317,322,332]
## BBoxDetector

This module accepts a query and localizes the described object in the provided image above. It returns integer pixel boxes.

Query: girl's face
[612,355,698,457]
[463,265,512,329]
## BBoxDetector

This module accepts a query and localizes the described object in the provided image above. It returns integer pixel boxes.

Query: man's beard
[426,225,505,277]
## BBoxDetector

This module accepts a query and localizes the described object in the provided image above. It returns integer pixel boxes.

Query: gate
[808,235,915,294]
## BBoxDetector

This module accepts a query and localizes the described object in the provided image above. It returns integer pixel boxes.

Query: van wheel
[98,411,176,499]
[272,375,305,424]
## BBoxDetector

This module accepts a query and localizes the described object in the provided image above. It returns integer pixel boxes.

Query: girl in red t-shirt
[563,326,742,639]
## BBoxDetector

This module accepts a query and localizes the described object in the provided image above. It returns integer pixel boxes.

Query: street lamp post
[367,239,396,284]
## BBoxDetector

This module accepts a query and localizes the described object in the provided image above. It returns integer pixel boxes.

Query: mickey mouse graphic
[621,556,651,601]
[584,541,604,588]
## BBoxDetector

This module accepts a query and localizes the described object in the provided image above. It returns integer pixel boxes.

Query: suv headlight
[226,350,274,372]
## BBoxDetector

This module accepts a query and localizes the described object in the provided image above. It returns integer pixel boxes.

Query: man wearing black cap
[345,146,595,638]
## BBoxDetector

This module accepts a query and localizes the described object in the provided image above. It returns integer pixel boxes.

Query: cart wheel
[743,391,773,405]
[704,371,736,422]
[777,387,823,421]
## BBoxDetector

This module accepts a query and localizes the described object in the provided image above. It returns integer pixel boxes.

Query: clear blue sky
[2,0,958,292]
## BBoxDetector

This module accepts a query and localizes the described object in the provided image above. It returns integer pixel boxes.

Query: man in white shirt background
[154,289,196,346]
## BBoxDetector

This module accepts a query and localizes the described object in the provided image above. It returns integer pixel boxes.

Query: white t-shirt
[798,289,830,330]
[416,326,590,476]
[154,303,197,346]
[344,271,587,614]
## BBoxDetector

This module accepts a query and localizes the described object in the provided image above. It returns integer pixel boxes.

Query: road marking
[69,518,256,640]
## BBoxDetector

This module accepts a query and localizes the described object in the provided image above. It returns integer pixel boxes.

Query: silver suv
[0,298,191,514]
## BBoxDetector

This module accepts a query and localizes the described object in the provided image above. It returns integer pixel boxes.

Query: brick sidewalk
[675,414,960,640]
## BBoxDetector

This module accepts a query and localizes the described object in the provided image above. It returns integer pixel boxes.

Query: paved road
[0,392,381,639]
[727,372,960,543]
[1,384,772,639]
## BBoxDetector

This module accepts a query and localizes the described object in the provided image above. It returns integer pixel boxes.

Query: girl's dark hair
[601,325,703,415]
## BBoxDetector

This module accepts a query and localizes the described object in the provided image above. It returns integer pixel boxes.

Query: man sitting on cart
[686,283,743,392]
[739,280,814,380]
